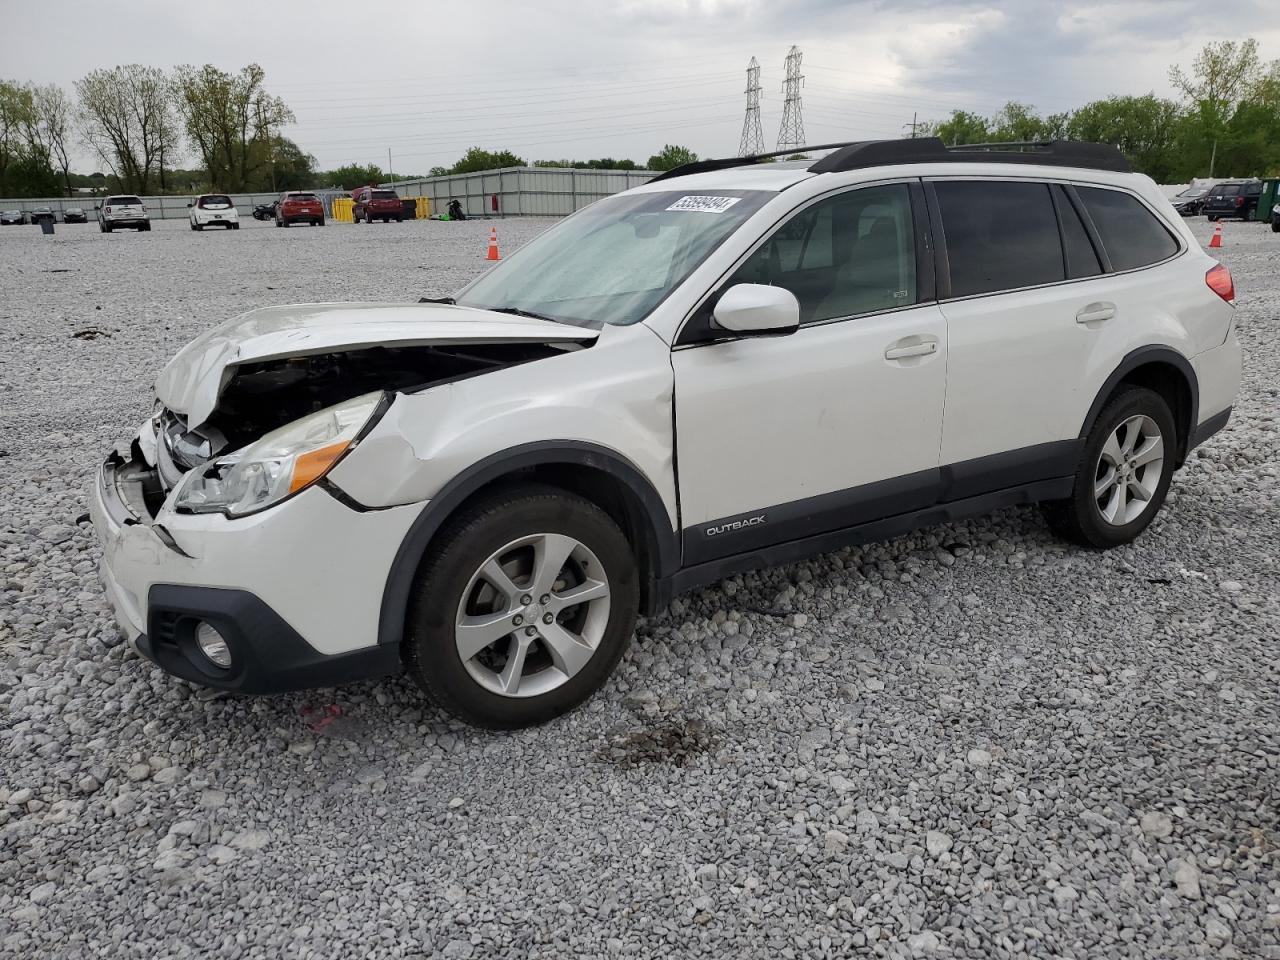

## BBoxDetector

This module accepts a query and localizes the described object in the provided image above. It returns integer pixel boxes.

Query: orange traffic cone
[1208,223,1223,248]
[486,227,501,260]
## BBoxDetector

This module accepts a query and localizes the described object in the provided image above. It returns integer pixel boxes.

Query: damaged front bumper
[88,425,421,693]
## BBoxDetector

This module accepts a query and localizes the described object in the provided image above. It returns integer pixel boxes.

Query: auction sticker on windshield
[666,196,743,214]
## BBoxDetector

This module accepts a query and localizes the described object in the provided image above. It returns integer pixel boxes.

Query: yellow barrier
[415,196,431,219]
[332,197,354,223]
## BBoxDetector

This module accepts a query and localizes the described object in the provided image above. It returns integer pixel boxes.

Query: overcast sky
[8,0,1280,174]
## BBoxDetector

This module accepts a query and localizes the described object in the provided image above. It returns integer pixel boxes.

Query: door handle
[884,339,938,361]
[1075,302,1116,324]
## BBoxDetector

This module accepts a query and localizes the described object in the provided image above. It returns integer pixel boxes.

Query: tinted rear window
[1217,184,1240,196]
[287,193,318,201]
[935,180,1064,297]
[372,190,398,200]
[1076,187,1179,272]
[199,195,232,207]
[107,197,141,205]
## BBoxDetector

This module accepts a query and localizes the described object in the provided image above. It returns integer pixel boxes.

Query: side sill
[666,477,1072,599]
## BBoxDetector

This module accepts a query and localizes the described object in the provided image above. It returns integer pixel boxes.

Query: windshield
[457,190,772,327]
[1178,187,1208,198]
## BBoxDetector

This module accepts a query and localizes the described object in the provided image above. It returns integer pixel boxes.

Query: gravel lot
[1,215,1277,959]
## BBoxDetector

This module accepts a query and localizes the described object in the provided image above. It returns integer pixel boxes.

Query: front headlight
[173,391,386,517]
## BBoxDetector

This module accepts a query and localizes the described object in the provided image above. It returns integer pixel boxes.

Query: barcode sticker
[666,195,742,214]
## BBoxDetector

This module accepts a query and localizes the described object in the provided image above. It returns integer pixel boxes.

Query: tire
[100,222,109,233]
[1041,386,1177,549]
[397,216,404,223]
[142,223,150,231]
[366,211,373,224]
[317,218,325,226]
[192,223,202,231]
[1207,214,1218,222]
[230,223,239,230]
[1271,220,1279,233]
[404,486,639,729]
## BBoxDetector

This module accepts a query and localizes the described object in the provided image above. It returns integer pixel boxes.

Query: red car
[352,186,403,223]
[275,191,325,228]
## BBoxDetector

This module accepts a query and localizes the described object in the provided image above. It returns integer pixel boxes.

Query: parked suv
[352,186,404,223]
[1203,179,1262,221]
[91,139,1240,728]
[189,194,240,231]
[275,191,325,227]
[97,195,150,232]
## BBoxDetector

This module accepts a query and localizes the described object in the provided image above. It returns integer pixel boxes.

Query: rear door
[929,178,1105,491]
[672,181,949,565]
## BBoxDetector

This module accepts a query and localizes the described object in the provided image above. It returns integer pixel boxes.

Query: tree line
[920,39,1280,182]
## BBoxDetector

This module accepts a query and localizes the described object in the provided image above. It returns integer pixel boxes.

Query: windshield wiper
[418,295,455,304]
[487,305,561,323]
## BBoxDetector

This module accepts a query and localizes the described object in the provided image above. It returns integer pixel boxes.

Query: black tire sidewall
[406,491,639,728]
[1069,388,1177,548]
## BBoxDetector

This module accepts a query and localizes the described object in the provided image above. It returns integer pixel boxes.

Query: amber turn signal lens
[289,440,350,493]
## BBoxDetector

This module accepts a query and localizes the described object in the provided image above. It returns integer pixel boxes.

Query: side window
[726,183,917,324]
[934,180,1064,297]
[1053,186,1102,279]
[1076,186,1179,272]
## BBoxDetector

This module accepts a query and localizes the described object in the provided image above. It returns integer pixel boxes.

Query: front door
[672,181,948,566]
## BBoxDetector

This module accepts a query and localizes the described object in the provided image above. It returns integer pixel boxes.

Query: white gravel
[1,216,1278,959]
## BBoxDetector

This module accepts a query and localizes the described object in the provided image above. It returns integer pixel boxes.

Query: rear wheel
[404,487,639,728]
[1042,387,1176,549]
[230,223,239,230]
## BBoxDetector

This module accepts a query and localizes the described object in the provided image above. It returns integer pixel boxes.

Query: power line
[738,56,766,157]
[777,46,805,152]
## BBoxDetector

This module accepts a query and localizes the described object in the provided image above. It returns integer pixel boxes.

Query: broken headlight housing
[173,392,387,517]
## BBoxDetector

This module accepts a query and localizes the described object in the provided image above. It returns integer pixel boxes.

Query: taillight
[105,206,112,213]
[1206,263,1235,304]
[1234,196,1244,207]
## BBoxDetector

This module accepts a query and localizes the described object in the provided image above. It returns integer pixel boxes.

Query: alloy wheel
[1094,414,1165,526]
[454,533,611,698]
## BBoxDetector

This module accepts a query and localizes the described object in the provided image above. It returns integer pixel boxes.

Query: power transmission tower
[738,56,765,157]
[777,45,805,152]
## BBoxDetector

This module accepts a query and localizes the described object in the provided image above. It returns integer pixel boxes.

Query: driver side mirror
[712,283,800,336]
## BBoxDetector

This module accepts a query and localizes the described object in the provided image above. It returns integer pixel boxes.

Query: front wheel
[1272,219,1279,233]
[1042,386,1177,549]
[404,487,639,728]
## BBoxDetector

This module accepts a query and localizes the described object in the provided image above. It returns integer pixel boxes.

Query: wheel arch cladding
[377,442,679,648]
[1082,347,1198,465]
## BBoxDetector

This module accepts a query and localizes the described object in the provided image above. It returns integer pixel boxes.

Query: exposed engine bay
[150,341,581,491]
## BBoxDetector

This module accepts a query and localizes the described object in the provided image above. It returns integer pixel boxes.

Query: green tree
[76,65,181,194]
[0,80,59,196]
[922,110,989,145]
[988,102,1051,141]
[645,144,697,171]
[449,147,524,174]
[1168,39,1264,176]
[1066,95,1184,181]
[172,63,293,191]
[320,162,384,190]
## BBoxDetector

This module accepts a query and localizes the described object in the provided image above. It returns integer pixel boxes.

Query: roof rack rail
[650,137,1130,183]
[647,142,861,183]
[808,138,1130,174]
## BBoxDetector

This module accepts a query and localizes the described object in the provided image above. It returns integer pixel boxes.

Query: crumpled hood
[154,301,597,426]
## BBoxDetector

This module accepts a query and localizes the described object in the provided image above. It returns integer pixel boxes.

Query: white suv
[90,139,1240,728]
[188,193,240,231]
[96,195,150,232]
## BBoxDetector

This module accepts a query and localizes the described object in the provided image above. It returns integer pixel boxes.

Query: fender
[1079,345,1198,457]
[376,441,679,648]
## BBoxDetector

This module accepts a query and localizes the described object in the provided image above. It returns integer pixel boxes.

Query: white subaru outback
[90,139,1241,728]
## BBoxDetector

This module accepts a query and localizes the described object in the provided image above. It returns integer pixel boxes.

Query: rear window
[372,190,398,200]
[1216,184,1241,196]
[935,180,1064,297]
[107,196,141,206]
[1076,187,1179,272]
[287,193,318,201]
[199,195,232,207]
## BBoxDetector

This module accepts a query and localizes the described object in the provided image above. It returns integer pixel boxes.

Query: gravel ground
[1,215,1277,959]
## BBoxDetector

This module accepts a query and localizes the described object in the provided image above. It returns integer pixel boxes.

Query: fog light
[195,622,232,668]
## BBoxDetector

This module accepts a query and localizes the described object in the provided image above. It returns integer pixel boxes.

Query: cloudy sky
[8,0,1280,174]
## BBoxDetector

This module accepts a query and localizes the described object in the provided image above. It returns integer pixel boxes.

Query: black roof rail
[647,142,862,183]
[650,138,1130,183]
[808,138,1130,173]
